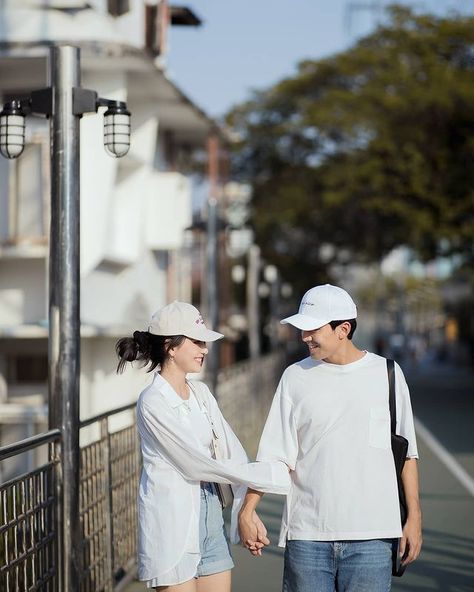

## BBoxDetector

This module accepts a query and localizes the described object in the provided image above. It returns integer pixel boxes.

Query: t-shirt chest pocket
[368,406,391,449]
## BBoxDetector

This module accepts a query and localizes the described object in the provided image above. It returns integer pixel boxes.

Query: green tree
[227,6,474,289]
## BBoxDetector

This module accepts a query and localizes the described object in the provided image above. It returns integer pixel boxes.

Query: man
[239,284,422,591]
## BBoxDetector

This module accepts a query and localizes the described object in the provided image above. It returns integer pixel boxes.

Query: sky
[166,0,472,119]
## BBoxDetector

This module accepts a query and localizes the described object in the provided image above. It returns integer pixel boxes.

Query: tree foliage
[227,6,474,288]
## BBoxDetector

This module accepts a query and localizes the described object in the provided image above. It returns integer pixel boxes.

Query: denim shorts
[196,482,234,577]
[283,539,392,592]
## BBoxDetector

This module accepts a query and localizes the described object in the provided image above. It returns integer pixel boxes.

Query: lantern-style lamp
[101,100,131,158]
[0,100,26,159]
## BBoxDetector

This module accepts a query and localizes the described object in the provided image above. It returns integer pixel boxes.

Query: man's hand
[238,510,269,556]
[400,512,422,565]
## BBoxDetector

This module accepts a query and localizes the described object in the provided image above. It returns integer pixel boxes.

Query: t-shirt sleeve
[395,362,419,459]
[256,370,298,470]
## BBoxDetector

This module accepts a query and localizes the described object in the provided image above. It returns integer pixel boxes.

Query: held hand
[400,514,422,565]
[253,511,270,555]
[238,511,269,556]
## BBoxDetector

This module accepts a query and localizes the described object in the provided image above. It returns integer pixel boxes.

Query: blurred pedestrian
[116,301,290,592]
[238,285,422,592]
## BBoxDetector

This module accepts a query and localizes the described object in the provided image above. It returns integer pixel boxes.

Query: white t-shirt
[256,352,418,545]
[177,392,213,455]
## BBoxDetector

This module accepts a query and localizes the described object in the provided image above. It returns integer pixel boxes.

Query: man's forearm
[400,458,422,563]
[402,458,421,519]
[239,488,264,517]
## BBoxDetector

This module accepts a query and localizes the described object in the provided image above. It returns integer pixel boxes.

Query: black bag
[387,359,409,577]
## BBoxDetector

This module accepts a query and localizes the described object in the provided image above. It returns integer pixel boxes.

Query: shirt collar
[153,373,189,409]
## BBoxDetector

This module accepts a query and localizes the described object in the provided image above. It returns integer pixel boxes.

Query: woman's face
[171,337,208,374]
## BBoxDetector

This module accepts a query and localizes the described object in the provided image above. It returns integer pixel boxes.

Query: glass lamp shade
[103,108,130,158]
[0,108,26,159]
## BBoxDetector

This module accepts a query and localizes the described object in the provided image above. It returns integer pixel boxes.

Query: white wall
[0,259,47,326]
[145,172,192,250]
[80,70,126,274]
[81,249,167,329]
[80,335,150,417]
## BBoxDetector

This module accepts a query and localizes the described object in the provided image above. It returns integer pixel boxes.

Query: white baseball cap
[280,284,357,331]
[148,301,224,342]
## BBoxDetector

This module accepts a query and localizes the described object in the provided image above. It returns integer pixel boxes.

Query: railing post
[51,438,62,591]
[100,418,114,591]
[48,45,82,592]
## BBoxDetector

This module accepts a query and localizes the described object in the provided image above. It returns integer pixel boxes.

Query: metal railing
[0,405,140,592]
[217,350,285,456]
[0,351,285,590]
[0,430,61,592]
[79,404,139,592]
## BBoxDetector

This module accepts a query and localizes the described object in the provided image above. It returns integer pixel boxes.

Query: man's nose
[301,331,311,342]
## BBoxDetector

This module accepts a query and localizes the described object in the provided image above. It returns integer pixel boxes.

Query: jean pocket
[369,407,391,449]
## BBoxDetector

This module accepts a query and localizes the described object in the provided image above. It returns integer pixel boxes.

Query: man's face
[301,323,345,361]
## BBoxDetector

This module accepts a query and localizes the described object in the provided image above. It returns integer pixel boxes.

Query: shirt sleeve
[394,362,419,459]
[139,399,290,495]
[256,370,298,470]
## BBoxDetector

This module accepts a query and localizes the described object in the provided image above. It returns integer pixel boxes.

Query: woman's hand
[238,510,269,556]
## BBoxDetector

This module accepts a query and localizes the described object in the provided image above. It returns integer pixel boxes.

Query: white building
[0,0,220,458]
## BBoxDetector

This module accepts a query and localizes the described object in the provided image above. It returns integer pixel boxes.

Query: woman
[116,301,289,592]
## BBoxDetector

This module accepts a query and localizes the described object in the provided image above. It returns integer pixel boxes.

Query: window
[145,1,168,55]
[7,354,48,384]
[108,0,130,17]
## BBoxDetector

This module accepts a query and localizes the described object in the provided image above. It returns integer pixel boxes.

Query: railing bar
[0,461,57,492]
[79,404,135,428]
[0,532,56,572]
[0,430,61,462]
[0,495,55,537]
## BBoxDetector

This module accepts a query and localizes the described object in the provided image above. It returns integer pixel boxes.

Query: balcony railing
[0,351,285,590]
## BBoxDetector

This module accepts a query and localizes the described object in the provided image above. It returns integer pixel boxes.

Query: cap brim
[184,328,224,342]
[280,313,330,331]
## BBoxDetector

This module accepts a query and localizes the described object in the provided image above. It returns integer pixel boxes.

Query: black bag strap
[387,358,396,434]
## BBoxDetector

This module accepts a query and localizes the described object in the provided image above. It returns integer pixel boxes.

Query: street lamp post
[206,134,220,396]
[247,244,261,361]
[264,264,280,351]
[0,45,131,591]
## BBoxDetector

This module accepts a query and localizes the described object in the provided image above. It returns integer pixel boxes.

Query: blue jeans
[283,539,392,592]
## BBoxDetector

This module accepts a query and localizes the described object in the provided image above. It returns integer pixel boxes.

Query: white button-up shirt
[256,353,418,546]
[136,373,290,582]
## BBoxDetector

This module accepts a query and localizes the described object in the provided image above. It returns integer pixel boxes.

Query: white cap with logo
[148,301,224,342]
[280,284,357,331]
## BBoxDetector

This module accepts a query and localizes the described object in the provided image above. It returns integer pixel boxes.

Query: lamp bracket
[30,88,53,116]
[73,88,99,116]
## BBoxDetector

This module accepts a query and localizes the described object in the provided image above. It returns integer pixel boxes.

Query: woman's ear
[164,338,175,360]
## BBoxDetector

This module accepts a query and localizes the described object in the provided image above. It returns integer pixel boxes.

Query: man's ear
[338,322,351,339]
